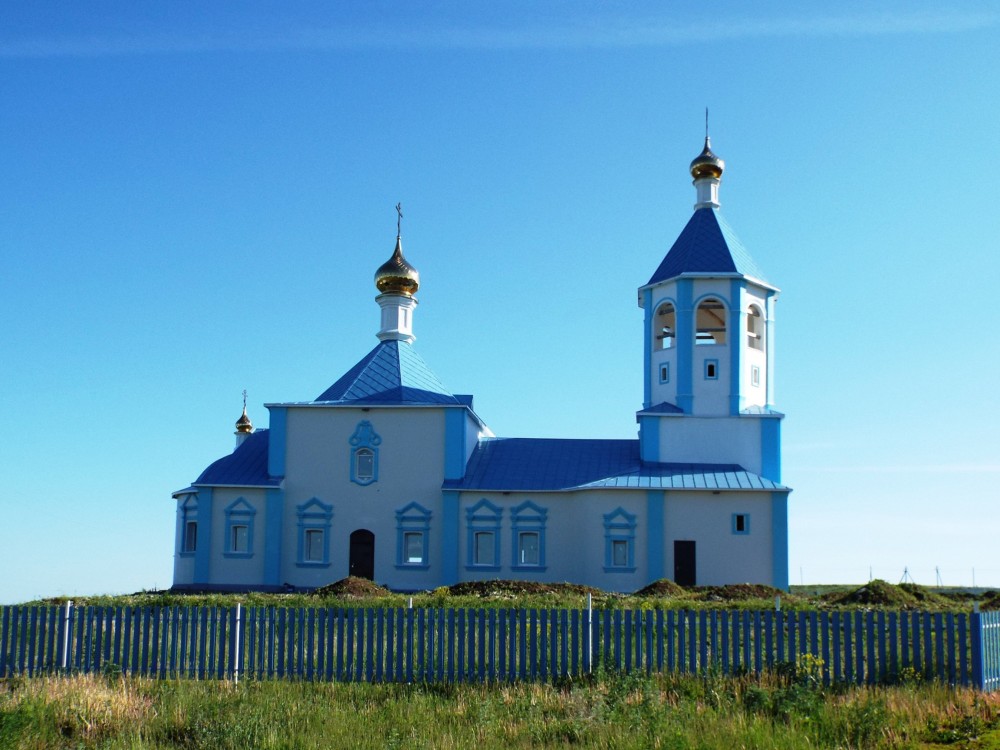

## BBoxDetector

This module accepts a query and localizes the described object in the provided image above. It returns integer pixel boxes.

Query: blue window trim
[751,365,760,387]
[465,498,502,571]
[178,495,197,557]
[223,498,256,559]
[510,500,547,571]
[296,497,333,567]
[349,420,382,486]
[704,359,719,380]
[603,506,637,572]
[395,501,432,570]
[732,513,751,535]
[659,362,670,384]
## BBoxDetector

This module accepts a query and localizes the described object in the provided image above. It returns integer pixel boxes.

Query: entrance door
[673,540,696,587]
[349,529,375,580]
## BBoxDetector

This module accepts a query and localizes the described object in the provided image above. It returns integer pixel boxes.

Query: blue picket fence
[1,604,998,690]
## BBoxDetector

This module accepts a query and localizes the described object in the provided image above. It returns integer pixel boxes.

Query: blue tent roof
[647,208,770,286]
[443,437,786,492]
[315,340,461,405]
[194,430,279,487]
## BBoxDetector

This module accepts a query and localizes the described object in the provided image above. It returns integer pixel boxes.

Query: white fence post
[233,603,242,685]
[60,600,73,672]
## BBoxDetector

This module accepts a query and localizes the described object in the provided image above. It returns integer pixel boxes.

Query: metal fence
[1,603,998,690]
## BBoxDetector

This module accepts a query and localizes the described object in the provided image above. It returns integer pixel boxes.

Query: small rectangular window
[705,360,718,379]
[659,364,669,383]
[355,449,374,480]
[230,524,249,553]
[751,366,760,387]
[474,531,495,566]
[612,539,629,567]
[732,514,750,535]
[184,521,197,553]
[305,529,324,562]
[518,532,540,566]
[404,532,424,564]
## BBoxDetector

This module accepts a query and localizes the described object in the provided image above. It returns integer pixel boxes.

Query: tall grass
[2,668,998,749]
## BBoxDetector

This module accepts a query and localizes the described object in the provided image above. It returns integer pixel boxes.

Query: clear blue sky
[2,1,999,603]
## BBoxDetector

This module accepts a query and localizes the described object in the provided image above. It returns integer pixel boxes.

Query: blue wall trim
[646,490,664,581]
[639,415,660,462]
[760,418,781,482]
[348,420,382,486]
[194,488,213,584]
[771,492,789,591]
[264,488,284,586]
[765,291,777,408]
[267,407,287,478]
[444,408,468,481]
[729,278,743,415]
[642,288,653,409]
[676,280,693,413]
[441,490,460,585]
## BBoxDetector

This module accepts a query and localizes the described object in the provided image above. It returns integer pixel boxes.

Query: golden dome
[690,137,725,179]
[374,236,420,296]
[235,406,253,434]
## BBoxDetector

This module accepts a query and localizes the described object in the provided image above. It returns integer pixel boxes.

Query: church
[171,138,790,593]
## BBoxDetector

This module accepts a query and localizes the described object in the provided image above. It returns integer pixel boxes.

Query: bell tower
[636,137,782,481]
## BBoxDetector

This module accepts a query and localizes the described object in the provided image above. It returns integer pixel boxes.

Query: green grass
[2,668,999,749]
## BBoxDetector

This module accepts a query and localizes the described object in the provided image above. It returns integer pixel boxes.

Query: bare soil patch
[311,577,393,599]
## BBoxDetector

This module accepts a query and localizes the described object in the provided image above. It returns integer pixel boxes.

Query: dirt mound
[980,591,1000,611]
[446,580,601,598]
[826,580,918,608]
[311,577,392,599]
[696,583,787,602]
[634,579,687,597]
[897,583,953,608]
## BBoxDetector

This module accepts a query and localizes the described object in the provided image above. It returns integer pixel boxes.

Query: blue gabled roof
[647,208,770,286]
[443,438,786,492]
[637,401,685,415]
[194,430,279,487]
[315,340,461,405]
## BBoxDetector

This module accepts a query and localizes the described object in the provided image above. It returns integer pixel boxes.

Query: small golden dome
[374,236,420,296]
[690,136,725,180]
[235,406,253,434]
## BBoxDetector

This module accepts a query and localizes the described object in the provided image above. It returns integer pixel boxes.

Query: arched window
[747,305,763,350]
[348,420,381,486]
[696,298,726,345]
[654,303,676,350]
[355,448,375,481]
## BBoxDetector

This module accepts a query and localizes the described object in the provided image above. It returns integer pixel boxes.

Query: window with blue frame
[603,507,637,572]
[511,500,547,570]
[296,498,333,567]
[704,359,719,380]
[395,502,431,569]
[179,495,197,556]
[466,499,502,570]
[732,513,751,535]
[348,421,382,486]
[223,498,255,558]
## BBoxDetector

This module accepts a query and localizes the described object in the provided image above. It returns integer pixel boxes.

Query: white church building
[171,138,790,593]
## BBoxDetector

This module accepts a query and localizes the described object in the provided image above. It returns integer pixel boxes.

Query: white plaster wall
[208,487,267,587]
[457,490,648,591]
[662,491,774,586]
[649,348,677,407]
[172,494,195,585]
[692,345,730,415]
[279,405,448,590]
[742,286,770,409]
[656,416,763,473]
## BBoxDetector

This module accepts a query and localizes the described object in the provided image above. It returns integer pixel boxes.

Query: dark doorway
[673,540,696,587]
[349,529,375,580]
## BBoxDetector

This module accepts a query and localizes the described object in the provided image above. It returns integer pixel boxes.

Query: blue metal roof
[443,438,786,492]
[647,208,770,286]
[637,401,685,415]
[315,340,461,405]
[194,430,279,487]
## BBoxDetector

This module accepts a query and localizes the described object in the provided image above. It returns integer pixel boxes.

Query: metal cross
[396,202,403,236]
[242,389,248,410]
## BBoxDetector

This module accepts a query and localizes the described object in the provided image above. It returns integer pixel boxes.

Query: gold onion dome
[235,406,253,434]
[690,136,725,179]
[374,236,420,296]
